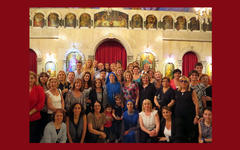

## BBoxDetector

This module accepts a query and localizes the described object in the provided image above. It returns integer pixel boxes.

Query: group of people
[29,59,212,143]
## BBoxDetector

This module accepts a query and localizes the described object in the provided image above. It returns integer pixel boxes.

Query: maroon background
[1,0,234,149]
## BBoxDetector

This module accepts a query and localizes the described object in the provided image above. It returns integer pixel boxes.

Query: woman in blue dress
[106,72,121,106]
[121,100,139,143]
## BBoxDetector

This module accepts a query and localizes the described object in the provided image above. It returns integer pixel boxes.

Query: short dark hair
[100,69,106,73]
[53,109,65,122]
[195,62,203,68]
[188,70,199,77]
[203,107,212,113]
[92,100,103,113]
[116,60,122,64]
[104,104,112,110]
[173,69,182,75]
[162,77,170,83]
[162,106,172,112]
[77,61,82,64]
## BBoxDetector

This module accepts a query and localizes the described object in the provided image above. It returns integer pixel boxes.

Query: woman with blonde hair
[46,77,65,122]
[174,76,199,143]
[122,70,139,108]
[29,71,45,143]
[82,59,95,79]
[139,99,160,143]
[57,70,70,100]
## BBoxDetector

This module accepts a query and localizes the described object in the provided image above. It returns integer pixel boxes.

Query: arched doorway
[182,51,198,76]
[95,40,127,70]
[29,49,37,73]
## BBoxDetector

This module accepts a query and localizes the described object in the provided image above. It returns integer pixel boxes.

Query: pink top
[29,85,45,122]
[170,79,177,90]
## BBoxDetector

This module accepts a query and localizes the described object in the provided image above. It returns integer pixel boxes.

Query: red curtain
[95,40,127,70]
[29,49,37,74]
[182,52,198,77]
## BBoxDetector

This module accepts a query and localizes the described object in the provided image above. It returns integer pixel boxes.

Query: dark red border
[2,0,230,149]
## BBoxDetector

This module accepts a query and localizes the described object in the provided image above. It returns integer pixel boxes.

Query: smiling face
[203,109,212,122]
[98,63,104,70]
[142,99,152,112]
[173,72,181,79]
[68,72,75,82]
[84,73,90,82]
[76,62,82,71]
[95,79,102,88]
[74,79,82,90]
[110,63,116,72]
[105,63,110,69]
[141,75,149,84]
[54,111,63,124]
[200,75,209,87]
[93,101,101,113]
[109,73,115,83]
[154,72,162,80]
[73,104,81,116]
[50,78,58,89]
[133,67,139,74]
[58,71,66,82]
[40,74,48,85]
[29,74,36,87]
[190,73,199,82]
[195,66,203,74]
[162,108,172,120]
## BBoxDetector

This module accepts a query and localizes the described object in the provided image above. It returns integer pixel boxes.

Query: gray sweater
[41,122,67,143]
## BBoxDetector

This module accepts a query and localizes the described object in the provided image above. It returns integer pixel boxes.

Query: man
[194,62,211,85]
[93,59,98,72]
[95,62,105,79]
[74,61,83,79]
[141,63,150,75]
[116,60,122,69]
[99,69,108,86]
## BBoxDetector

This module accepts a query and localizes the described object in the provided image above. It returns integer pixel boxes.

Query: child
[198,107,212,143]
[104,104,113,143]
[112,94,124,143]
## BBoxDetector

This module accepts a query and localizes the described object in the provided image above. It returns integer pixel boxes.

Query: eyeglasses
[180,80,188,83]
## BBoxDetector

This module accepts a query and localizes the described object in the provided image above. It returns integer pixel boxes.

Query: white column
[37,58,43,74]
[177,60,183,71]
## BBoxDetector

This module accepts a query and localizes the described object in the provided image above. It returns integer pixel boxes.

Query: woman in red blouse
[29,71,45,143]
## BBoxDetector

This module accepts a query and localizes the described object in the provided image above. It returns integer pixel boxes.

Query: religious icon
[48,13,59,27]
[131,14,143,28]
[66,52,82,72]
[80,13,91,28]
[65,13,76,27]
[175,16,186,30]
[45,61,56,77]
[140,53,155,69]
[188,17,200,31]
[206,63,212,78]
[165,63,175,80]
[162,16,173,30]
[34,13,44,27]
[94,11,128,27]
[146,15,157,29]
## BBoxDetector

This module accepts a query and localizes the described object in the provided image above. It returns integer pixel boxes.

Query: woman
[127,63,134,73]
[82,72,93,114]
[139,99,160,143]
[106,72,121,106]
[66,103,87,143]
[132,66,141,84]
[122,70,139,108]
[147,69,155,84]
[158,106,175,143]
[29,71,45,143]
[89,78,108,108]
[65,78,85,113]
[138,73,156,111]
[154,77,175,119]
[170,69,181,90]
[82,59,95,79]
[174,76,199,143]
[38,72,50,137]
[67,72,75,90]
[198,108,212,143]
[38,72,49,91]
[200,74,212,107]
[46,77,65,122]
[86,101,106,143]
[154,71,162,90]
[121,100,139,143]
[41,109,67,143]
[57,70,70,100]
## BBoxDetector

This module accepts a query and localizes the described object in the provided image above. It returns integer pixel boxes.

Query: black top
[58,82,70,100]
[56,129,60,135]
[155,87,175,106]
[139,83,156,110]
[174,89,195,118]
[89,88,104,105]
[113,105,123,118]
[158,117,176,143]
[206,86,212,97]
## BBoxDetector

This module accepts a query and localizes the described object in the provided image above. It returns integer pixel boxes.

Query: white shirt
[46,90,62,114]
[164,126,171,137]
[74,70,83,79]
[139,110,158,130]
